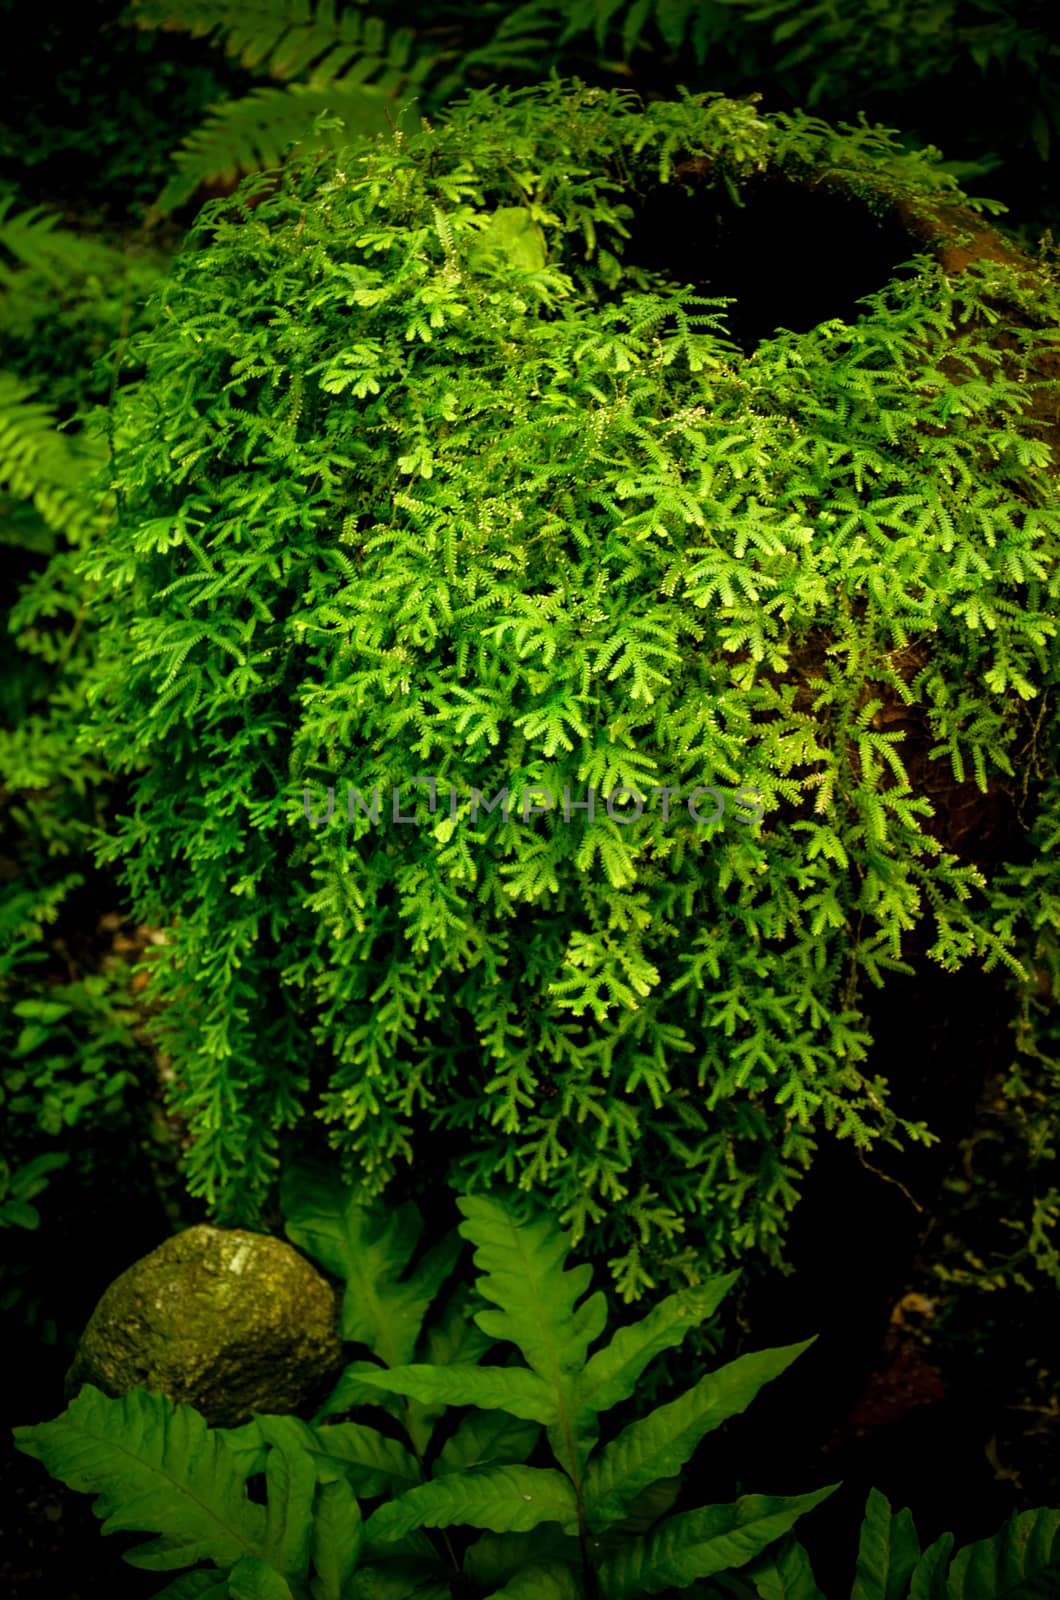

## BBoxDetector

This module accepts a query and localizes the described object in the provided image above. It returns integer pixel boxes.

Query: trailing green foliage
[15,1178,835,1597]
[74,80,1060,1296]
[909,678,1060,1303]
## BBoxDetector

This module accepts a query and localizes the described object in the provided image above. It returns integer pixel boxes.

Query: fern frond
[455,1190,608,1480]
[576,1272,739,1416]
[582,1339,814,1530]
[153,76,427,213]
[0,196,121,290]
[749,1493,1060,1599]
[18,1188,843,1596]
[363,1463,579,1545]
[0,372,105,546]
[352,1185,822,1574]
[598,1486,839,1597]
[848,1486,922,1598]
[13,1385,277,1572]
[281,1163,460,1366]
[134,0,414,86]
[944,1504,1060,1597]
[133,1,436,214]
[745,1532,824,1598]
[480,1564,583,1600]
[554,0,729,63]
[13,1386,368,1594]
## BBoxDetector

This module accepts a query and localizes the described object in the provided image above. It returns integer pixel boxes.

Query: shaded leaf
[584,1341,814,1529]
[435,1412,541,1476]
[576,1274,739,1418]
[482,1560,583,1598]
[747,1532,825,1599]
[364,1464,579,1544]
[598,1486,839,1597]
[13,1386,270,1572]
[851,1489,921,1600]
[945,1508,1060,1598]
[352,1362,555,1425]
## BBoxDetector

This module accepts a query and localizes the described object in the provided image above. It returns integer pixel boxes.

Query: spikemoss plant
[77,79,1060,1298]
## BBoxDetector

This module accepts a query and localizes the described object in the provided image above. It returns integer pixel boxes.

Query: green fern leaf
[364,1464,579,1545]
[154,1576,232,1599]
[582,1340,814,1530]
[13,1388,372,1595]
[747,1532,825,1598]
[944,1507,1060,1597]
[435,1413,541,1476]
[315,1359,409,1425]
[0,195,121,289]
[463,1528,583,1593]
[576,1273,739,1416]
[347,1573,450,1600]
[481,1562,583,1599]
[314,1421,420,1497]
[228,1557,295,1598]
[456,1190,608,1478]
[348,1363,555,1425]
[258,1416,317,1579]
[851,1488,922,1600]
[597,1486,839,1597]
[244,1410,421,1499]
[153,79,425,214]
[281,1163,460,1365]
[13,1385,275,1572]
[315,1283,494,1432]
[0,371,104,543]
[457,1191,609,1378]
[309,1475,365,1600]
[134,0,413,86]
[907,1533,954,1600]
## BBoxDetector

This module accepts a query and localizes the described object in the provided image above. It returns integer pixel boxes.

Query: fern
[153,78,432,215]
[132,0,437,213]
[16,1177,833,1597]
[14,1385,366,1596]
[339,1187,833,1590]
[18,1178,1060,1596]
[740,1488,1060,1599]
[133,0,413,85]
[552,0,732,64]
[0,371,106,548]
[0,194,122,291]
[0,183,165,1296]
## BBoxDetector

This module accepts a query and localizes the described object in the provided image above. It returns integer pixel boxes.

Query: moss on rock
[65,1224,343,1426]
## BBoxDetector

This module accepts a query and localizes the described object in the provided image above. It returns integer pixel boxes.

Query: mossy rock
[65,1225,343,1426]
[83,80,1060,1299]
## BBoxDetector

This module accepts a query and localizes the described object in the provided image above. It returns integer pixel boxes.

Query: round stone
[65,1224,344,1427]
